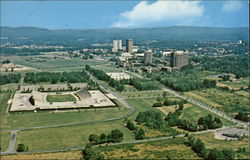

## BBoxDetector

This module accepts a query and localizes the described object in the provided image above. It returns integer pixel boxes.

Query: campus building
[112,40,122,52]
[170,51,189,68]
[144,50,152,65]
[126,39,133,53]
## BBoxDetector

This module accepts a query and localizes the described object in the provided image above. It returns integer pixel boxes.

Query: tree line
[0,73,21,85]
[147,67,217,92]
[235,111,250,122]
[24,70,89,84]
[88,129,124,145]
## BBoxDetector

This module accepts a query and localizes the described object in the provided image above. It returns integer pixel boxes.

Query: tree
[16,144,26,152]
[206,149,224,160]
[126,120,137,131]
[110,129,123,143]
[192,139,206,154]
[135,128,146,140]
[222,149,235,160]
[99,133,107,144]
[88,134,99,144]
[82,144,104,160]
[163,91,167,97]
[178,103,184,110]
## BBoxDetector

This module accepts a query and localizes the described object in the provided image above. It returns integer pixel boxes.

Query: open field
[99,137,200,159]
[1,150,82,160]
[194,132,249,159]
[16,120,134,151]
[10,56,106,71]
[46,94,76,102]
[186,88,249,115]
[0,132,10,152]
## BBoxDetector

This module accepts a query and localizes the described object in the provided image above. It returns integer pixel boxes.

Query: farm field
[46,94,76,102]
[186,88,249,116]
[0,132,10,152]
[98,137,200,159]
[194,132,249,159]
[15,120,134,151]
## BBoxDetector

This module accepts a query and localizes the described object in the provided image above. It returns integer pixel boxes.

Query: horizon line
[1,25,249,30]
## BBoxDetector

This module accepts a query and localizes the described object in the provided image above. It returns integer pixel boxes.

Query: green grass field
[98,137,200,159]
[3,107,130,130]
[0,132,10,152]
[46,94,76,102]
[16,120,134,151]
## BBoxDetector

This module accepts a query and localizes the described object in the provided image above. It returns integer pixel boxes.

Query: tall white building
[112,40,123,52]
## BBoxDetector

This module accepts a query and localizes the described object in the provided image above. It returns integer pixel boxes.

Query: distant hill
[1,26,248,43]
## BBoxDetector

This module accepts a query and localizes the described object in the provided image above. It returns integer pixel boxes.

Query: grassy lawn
[0,132,10,152]
[186,88,249,115]
[3,107,130,130]
[16,120,134,151]
[194,132,249,159]
[46,94,76,102]
[99,137,200,159]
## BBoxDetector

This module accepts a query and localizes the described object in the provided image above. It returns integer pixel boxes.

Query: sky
[1,0,249,29]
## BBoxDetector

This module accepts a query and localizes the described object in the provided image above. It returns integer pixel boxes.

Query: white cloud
[222,1,243,12]
[112,1,204,28]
